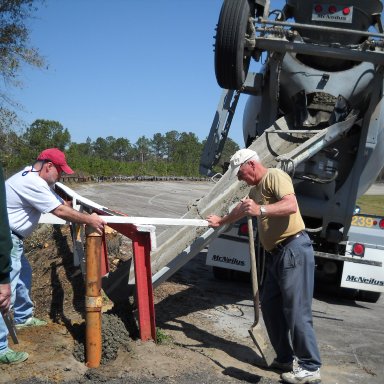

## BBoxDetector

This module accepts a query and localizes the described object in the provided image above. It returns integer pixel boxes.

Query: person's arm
[51,204,106,234]
[240,194,298,217]
[207,202,245,228]
[207,194,298,228]
[0,284,11,314]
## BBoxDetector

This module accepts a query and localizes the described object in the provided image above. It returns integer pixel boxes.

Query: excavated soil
[0,224,280,384]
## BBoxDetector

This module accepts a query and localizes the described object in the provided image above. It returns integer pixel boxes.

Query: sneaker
[0,349,29,364]
[15,317,47,329]
[281,366,321,383]
[269,358,293,372]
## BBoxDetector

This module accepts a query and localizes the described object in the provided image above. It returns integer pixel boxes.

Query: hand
[0,283,11,314]
[207,214,222,228]
[88,213,106,235]
[240,198,260,216]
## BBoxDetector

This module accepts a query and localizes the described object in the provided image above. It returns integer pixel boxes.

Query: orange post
[85,226,102,368]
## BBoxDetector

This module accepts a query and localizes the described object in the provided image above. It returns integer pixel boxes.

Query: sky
[11,0,381,148]
[11,0,270,147]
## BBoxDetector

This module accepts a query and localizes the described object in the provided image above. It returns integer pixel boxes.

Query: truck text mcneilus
[202,0,384,303]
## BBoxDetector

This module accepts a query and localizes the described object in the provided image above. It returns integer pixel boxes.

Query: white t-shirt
[6,166,63,238]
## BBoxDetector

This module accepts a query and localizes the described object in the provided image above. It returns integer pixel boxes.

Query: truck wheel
[212,266,233,280]
[214,0,254,90]
[212,266,251,282]
[356,290,381,303]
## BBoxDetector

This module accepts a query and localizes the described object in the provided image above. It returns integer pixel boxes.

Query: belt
[270,231,304,253]
[11,230,24,240]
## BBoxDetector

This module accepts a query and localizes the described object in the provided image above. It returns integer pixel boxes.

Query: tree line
[0,2,383,183]
[0,119,239,179]
[0,1,239,179]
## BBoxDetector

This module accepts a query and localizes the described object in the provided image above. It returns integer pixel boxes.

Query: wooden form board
[40,213,208,227]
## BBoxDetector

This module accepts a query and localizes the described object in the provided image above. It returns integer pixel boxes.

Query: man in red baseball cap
[1,149,106,364]
[37,148,74,175]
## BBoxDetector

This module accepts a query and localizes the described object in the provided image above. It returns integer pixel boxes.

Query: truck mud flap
[341,251,384,293]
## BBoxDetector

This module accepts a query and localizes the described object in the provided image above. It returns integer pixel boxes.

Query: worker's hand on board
[88,212,106,235]
[206,214,222,228]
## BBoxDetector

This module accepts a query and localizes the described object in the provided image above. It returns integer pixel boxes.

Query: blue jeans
[0,234,34,353]
[260,232,321,371]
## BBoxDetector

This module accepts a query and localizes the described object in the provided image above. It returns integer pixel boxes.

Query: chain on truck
[201,0,384,303]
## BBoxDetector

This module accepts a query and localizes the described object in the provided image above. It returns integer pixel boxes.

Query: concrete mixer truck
[202,0,384,302]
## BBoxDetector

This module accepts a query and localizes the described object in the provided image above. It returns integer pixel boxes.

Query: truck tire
[212,266,250,282]
[214,0,254,90]
[212,266,233,280]
[356,290,381,303]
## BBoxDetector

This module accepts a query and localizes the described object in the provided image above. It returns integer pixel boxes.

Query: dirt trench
[1,224,280,384]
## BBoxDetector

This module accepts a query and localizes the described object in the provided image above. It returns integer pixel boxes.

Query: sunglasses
[22,159,63,176]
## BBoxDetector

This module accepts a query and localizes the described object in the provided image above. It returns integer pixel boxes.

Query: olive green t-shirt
[249,168,305,251]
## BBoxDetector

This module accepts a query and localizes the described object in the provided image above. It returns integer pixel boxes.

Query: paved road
[365,183,384,195]
[73,181,212,236]
[72,181,384,384]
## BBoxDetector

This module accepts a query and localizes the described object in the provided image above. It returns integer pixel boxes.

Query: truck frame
[202,0,384,302]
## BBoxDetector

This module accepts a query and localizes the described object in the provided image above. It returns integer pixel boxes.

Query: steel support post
[131,231,156,341]
[85,226,103,368]
[108,223,156,342]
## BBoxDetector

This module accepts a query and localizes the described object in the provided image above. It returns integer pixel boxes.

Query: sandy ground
[1,246,281,384]
[3,246,384,384]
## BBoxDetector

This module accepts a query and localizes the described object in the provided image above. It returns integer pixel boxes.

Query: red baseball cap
[37,148,74,174]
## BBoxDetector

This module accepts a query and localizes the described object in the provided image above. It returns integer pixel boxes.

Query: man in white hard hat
[207,148,322,384]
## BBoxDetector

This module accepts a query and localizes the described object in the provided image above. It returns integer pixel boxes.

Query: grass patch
[156,328,172,345]
[356,195,384,216]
